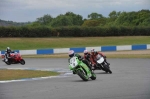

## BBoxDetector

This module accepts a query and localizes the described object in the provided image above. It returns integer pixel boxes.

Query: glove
[79,58,82,61]
[79,56,83,61]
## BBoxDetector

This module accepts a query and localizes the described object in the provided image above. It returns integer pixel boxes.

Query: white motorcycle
[95,54,112,74]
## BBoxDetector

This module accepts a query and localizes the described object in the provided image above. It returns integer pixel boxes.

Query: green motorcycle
[69,56,96,81]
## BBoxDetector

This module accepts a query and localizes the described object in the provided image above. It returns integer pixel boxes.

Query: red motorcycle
[1,52,25,65]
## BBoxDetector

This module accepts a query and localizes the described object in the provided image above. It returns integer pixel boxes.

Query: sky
[0,0,150,22]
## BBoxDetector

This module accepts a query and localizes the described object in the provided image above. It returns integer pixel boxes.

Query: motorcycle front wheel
[77,70,89,81]
[20,59,25,65]
[103,65,112,74]
[90,72,96,80]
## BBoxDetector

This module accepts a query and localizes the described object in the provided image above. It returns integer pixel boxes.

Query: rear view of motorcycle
[96,54,112,74]
[1,52,25,65]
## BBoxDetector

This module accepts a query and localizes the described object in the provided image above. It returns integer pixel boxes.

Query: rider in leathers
[90,49,110,70]
[68,50,92,74]
[4,47,14,62]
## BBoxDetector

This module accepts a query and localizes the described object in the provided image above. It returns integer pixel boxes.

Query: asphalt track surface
[0,58,150,99]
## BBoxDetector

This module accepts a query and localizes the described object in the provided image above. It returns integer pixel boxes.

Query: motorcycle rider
[83,50,91,62]
[90,49,110,70]
[3,47,14,62]
[83,50,96,68]
[68,50,93,74]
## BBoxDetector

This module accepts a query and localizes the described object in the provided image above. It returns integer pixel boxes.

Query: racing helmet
[91,49,96,55]
[83,50,88,55]
[6,47,11,52]
[7,47,10,50]
[68,50,75,57]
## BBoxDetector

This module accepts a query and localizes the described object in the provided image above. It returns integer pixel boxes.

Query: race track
[0,58,150,99]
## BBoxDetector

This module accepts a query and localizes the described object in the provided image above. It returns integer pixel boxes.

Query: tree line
[0,9,149,27]
[0,19,31,27]
[27,9,150,27]
[0,9,150,37]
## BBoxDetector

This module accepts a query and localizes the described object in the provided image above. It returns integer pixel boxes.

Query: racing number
[70,57,76,68]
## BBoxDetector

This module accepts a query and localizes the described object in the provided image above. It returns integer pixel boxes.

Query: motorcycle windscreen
[97,57,104,64]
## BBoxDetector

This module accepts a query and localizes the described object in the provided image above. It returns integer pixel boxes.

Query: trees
[36,14,53,25]
[33,12,84,27]
[88,12,104,19]
[82,20,100,27]
[65,12,83,26]
[1,9,150,27]
[114,9,150,26]
[50,15,73,27]
[83,13,106,26]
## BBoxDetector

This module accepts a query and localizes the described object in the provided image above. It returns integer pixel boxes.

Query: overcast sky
[0,0,150,22]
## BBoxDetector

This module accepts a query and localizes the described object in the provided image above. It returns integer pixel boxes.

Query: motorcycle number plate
[70,57,78,68]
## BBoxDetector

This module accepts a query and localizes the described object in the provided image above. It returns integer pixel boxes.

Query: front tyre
[77,70,89,81]
[20,59,25,65]
[90,72,96,80]
[104,65,112,74]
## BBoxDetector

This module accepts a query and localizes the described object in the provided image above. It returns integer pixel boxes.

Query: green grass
[0,69,60,81]
[0,36,150,50]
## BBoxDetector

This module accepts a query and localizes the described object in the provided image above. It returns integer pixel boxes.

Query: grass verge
[0,36,150,50]
[0,69,60,81]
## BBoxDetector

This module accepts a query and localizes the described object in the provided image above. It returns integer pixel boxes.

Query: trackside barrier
[0,44,150,55]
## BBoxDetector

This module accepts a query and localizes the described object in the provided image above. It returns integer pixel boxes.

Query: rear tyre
[20,59,25,65]
[77,70,88,81]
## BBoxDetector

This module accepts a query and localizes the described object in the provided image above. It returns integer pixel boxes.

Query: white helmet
[83,50,88,54]
[68,50,74,57]
[6,47,11,52]
[7,47,10,50]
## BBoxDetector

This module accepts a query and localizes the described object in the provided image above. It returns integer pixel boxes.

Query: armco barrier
[0,44,150,55]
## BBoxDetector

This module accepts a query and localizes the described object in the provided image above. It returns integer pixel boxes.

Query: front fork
[77,66,92,77]
[97,61,109,70]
